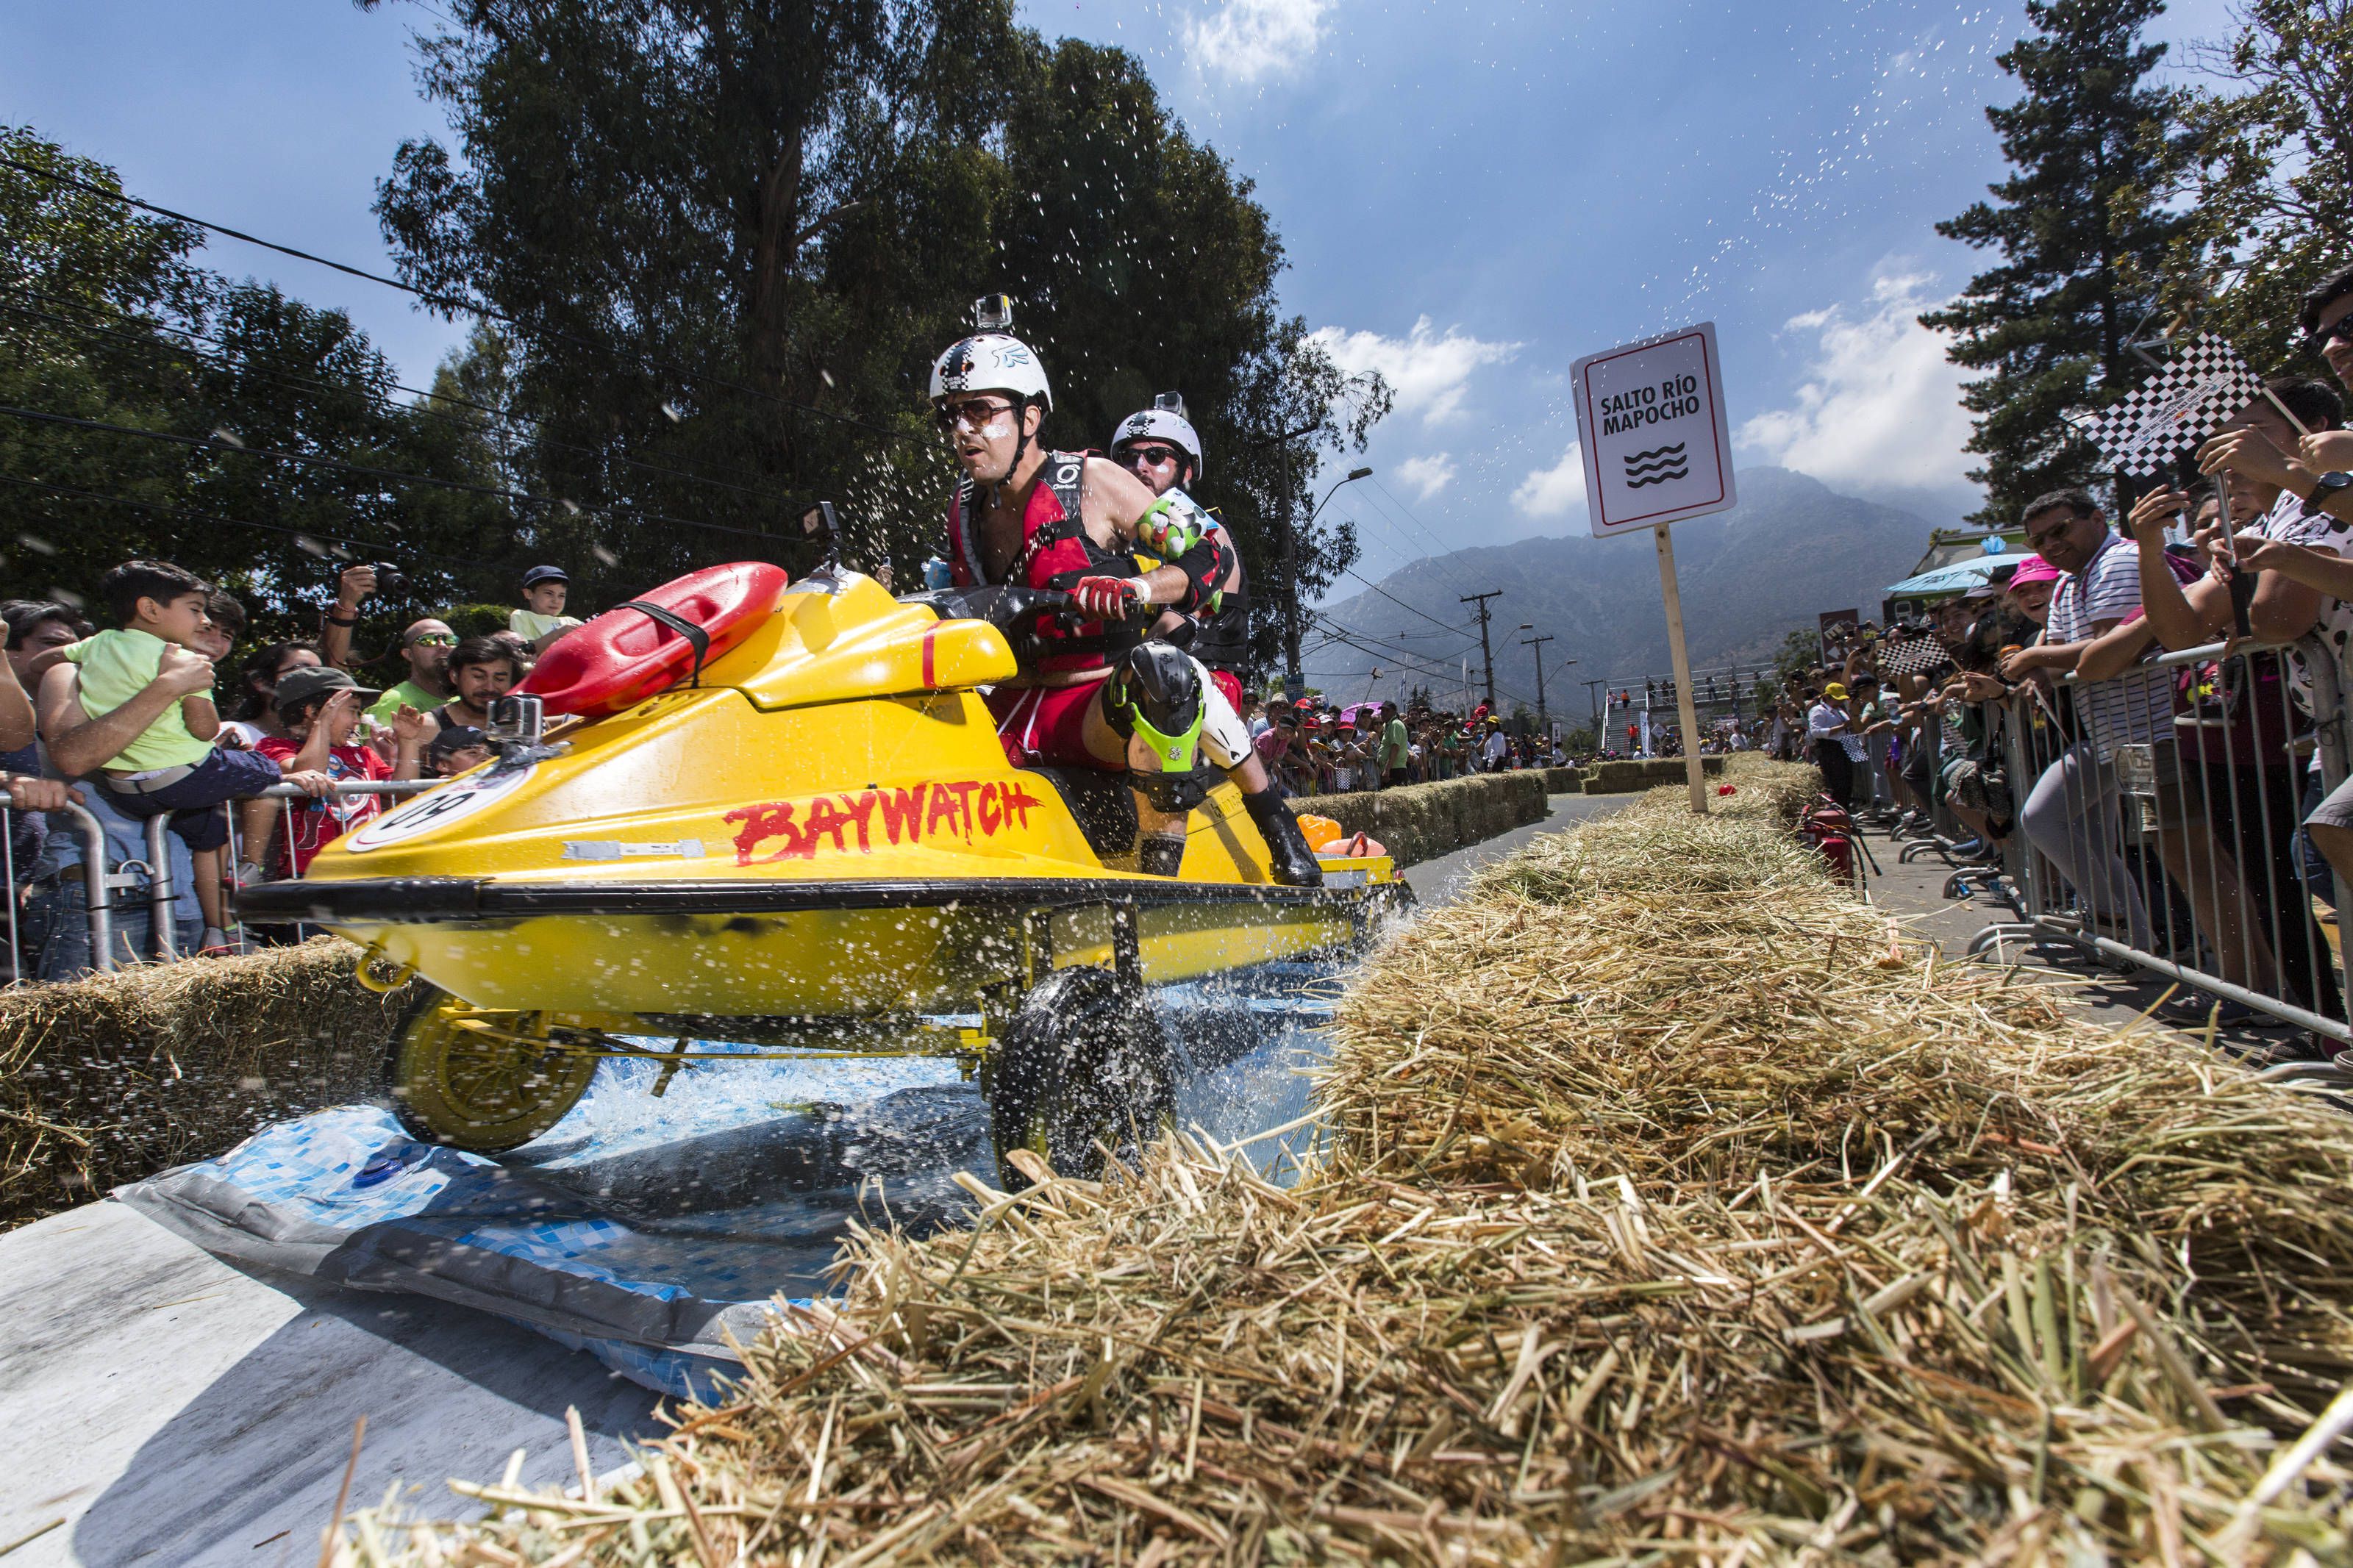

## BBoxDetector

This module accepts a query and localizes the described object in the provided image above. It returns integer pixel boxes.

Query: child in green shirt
[65,562,290,934]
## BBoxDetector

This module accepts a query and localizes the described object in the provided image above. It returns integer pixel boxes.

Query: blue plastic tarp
[118,975,1335,1399]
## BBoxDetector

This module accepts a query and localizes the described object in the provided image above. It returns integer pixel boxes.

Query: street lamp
[1282,465,1374,698]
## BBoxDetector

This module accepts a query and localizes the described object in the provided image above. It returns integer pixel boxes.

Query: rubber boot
[1138,833,1187,878]
[1244,789,1324,888]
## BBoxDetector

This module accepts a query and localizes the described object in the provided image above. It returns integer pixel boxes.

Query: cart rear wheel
[986,967,1173,1189]
[389,987,599,1152]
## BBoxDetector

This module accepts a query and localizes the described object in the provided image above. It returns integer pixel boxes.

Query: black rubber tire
[387,987,599,1153]
[985,966,1174,1189]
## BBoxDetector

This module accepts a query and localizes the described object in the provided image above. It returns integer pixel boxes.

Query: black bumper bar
[235,873,1375,926]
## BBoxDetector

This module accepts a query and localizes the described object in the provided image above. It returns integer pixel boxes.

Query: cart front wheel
[389,988,598,1152]
[986,966,1173,1189]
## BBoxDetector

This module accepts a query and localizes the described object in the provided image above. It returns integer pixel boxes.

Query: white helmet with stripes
[931,296,1052,412]
[1110,395,1204,480]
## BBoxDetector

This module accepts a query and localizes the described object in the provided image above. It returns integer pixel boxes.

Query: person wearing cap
[1480,714,1510,773]
[511,565,585,654]
[249,667,429,878]
[1807,681,1858,806]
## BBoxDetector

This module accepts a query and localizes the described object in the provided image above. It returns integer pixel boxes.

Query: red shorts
[1208,668,1243,714]
[988,682,1107,769]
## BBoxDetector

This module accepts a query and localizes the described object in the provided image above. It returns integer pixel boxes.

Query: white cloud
[1185,0,1330,83]
[1513,444,1587,518]
[1737,267,1974,493]
[1393,452,1457,499]
[1307,316,1521,426]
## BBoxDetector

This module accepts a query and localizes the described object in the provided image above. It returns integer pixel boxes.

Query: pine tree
[2163,1,2353,376]
[1921,0,2193,524]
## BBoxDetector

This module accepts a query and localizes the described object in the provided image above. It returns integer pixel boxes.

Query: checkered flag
[1874,631,1952,679]
[2079,334,2266,479]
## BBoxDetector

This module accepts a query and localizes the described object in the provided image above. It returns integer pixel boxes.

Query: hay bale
[1288,773,1546,865]
[1583,755,1729,792]
[0,938,413,1231]
[357,756,2353,1564]
[1540,765,1582,792]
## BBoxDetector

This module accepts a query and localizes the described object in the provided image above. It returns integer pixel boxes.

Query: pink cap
[2004,555,2062,589]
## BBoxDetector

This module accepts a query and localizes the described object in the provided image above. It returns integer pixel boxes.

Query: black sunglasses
[1120,445,1185,469]
[934,398,1017,431]
[2309,314,2353,358]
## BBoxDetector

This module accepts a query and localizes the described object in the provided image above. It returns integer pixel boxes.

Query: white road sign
[1571,321,1737,538]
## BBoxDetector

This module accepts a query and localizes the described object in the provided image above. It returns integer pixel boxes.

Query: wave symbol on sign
[1622,443,1689,488]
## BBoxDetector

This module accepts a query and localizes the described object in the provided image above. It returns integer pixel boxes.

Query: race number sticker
[344,763,537,852]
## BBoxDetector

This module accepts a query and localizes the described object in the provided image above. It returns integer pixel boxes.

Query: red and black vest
[944,451,1138,673]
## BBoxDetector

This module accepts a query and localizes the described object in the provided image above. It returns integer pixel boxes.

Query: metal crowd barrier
[0,778,435,981]
[1959,636,2353,1053]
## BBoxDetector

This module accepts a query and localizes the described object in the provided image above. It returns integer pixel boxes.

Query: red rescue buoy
[518,562,788,720]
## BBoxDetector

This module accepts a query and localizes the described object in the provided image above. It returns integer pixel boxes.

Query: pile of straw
[0,937,412,1230]
[344,762,2353,1564]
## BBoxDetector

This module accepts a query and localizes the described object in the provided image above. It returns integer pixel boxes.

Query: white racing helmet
[1110,395,1204,480]
[931,297,1052,412]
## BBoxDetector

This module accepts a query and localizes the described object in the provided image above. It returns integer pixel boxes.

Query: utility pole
[1580,676,1607,731]
[1460,590,1502,712]
[1518,630,1554,728]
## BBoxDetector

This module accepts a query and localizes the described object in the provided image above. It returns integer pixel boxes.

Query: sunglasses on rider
[1120,445,1185,470]
[935,398,1017,432]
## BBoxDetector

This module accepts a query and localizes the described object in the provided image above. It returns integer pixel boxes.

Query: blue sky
[7,0,2238,583]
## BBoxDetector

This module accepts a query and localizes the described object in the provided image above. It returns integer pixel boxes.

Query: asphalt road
[0,791,1625,1567]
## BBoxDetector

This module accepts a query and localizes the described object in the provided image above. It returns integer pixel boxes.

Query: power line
[0,403,809,549]
[0,471,513,576]
[1354,484,1484,601]
[0,152,913,443]
[0,287,801,509]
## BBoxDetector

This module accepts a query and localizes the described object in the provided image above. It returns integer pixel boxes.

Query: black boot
[1243,789,1324,887]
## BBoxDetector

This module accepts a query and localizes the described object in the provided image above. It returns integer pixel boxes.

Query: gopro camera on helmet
[1152,391,1189,420]
[974,294,1015,332]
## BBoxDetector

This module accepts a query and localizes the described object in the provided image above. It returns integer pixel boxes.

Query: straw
[332,762,2353,1564]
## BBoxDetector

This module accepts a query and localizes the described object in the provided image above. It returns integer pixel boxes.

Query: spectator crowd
[1768,262,2353,1044]
[1246,696,1566,797]
[0,559,582,979]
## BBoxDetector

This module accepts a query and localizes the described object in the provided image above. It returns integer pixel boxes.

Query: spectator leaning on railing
[249,668,428,878]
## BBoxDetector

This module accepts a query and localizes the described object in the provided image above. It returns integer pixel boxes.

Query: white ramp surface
[0,1200,658,1567]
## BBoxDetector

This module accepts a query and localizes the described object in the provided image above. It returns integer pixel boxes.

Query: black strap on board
[614,600,712,686]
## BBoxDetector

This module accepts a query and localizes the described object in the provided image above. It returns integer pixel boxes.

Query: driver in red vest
[932,301,1321,885]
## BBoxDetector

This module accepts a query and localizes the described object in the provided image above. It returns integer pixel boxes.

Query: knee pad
[1196,665,1252,773]
[1102,643,1209,809]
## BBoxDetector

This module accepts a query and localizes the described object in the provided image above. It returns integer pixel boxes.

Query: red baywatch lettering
[726,781,1043,865]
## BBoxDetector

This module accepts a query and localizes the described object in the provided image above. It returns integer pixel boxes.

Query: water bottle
[922,556,954,590]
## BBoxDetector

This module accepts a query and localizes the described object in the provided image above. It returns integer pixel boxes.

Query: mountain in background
[1304,467,1943,715]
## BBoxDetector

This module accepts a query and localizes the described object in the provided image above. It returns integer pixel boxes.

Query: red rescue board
[520,562,788,720]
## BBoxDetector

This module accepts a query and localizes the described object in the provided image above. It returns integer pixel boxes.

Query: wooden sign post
[1571,321,1739,815]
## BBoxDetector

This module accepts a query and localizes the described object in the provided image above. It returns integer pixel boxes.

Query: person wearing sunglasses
[1108,395,1252,695]
[930,303,1319,884]
[2301,266,2353,398]
[315,562,462,724]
